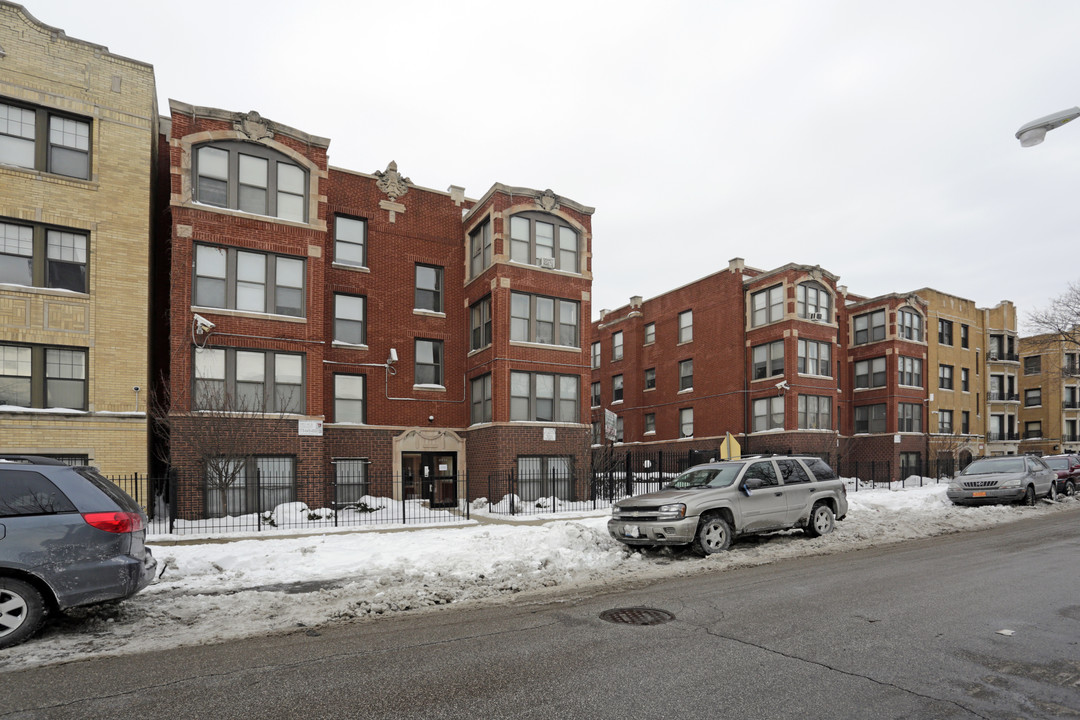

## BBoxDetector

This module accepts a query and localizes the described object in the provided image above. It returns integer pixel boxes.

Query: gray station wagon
[0,456,157,649]
[609,455,848,555]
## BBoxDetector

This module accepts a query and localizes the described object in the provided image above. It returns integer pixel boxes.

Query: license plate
[972,491,987,498]
[623,525,641,538]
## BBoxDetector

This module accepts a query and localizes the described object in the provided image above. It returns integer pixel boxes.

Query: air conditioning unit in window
[809,312,824,321]
[989,352,999,361]
[535,257,555,269]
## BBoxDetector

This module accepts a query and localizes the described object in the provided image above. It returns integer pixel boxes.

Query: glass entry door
[401,452,457,507]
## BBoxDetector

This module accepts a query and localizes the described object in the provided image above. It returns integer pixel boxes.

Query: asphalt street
[2,508,1079,719]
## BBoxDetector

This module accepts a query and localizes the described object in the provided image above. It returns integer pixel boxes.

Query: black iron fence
[839,458,960,491]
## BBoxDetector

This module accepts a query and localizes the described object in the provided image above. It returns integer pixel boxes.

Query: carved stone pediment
[375,161,411,200]
[234,111,274,141]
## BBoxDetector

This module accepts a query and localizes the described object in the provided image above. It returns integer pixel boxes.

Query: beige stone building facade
[1018,333,1080,457]
[0,3,156,473]
[916,288,1020,464]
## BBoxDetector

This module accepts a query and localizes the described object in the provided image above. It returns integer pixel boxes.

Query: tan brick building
[1018,333,1080,456]
[0,3,157,474]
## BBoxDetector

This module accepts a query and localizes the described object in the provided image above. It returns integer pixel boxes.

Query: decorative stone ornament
[375,160,411,200]
[538,188,560,212]
[234,111,274,141]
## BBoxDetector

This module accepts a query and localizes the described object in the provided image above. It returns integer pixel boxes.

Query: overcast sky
[27,0,1080,329]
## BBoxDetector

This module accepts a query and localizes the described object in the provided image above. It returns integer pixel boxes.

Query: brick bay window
[898,307,923,341]
[0,220,88,293]
[854,403,887,434]
[508,212,579,272]
[194,141,307,222]
[751,285,783,327]
[898,403,922,432]
[510,371,579,423]
[469,218,492,278]
[798,395,832,430]
[194,244,305,318]
[797,339,831,377]
[753,340,784,380]
[0,100,90,179]
[470,296,492,351]
[0,344,87,410]
[511,292,579,347]
[470,373,492,425]
[193,347,304,413]
[854,357,887,389]
[752,397,784,432]
[797,282,831,322]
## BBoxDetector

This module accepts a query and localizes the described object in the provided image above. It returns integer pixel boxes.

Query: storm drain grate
[599,607,675,626]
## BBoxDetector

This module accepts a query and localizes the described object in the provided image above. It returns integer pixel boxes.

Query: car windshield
[668,465,741,489]
[962,458,1025,475]
[1043,457,1067,470]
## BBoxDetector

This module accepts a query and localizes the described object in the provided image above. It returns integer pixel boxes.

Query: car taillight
[83,512,144,534]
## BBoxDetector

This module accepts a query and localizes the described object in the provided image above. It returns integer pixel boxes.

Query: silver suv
[609,456,848,555]
[0,456,157,649]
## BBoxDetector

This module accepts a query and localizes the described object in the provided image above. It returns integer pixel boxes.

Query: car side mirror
[740,482,753,497]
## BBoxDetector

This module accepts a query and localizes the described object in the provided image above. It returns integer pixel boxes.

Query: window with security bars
[205,456,295,518]
[333,459,369,506]
[516,456,572,502]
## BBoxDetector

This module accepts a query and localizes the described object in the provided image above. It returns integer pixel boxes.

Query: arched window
[797,281,831,322]
[898,307,924,341]
[508,212,579,273]
[194,141,308,222]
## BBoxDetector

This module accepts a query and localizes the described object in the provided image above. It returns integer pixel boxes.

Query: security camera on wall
[387,348,398,364]
[193,313,215,334]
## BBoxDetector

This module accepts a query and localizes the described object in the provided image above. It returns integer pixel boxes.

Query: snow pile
[2,484,1075,672]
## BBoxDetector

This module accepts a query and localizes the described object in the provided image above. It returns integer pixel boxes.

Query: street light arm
[1016,106,1080,147]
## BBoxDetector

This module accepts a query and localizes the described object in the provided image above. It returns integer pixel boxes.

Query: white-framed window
[194,141,307,222]
[678,310,693,343]
[414,339,444,386]
[510,371,579,423]
[509,212,579,272]
[0,101,90,179]
[415,264,443,313]
[644,322,655,345]
[854,357,887,389]
[334,294,366,345]
[194,347,304,413]
[470,296,492,351]
[470,373,492,424]
[645,413,656,434]
[334,215,366,268]
[797,282,831,321]
[44,347,87,410]
[334,374,365,423]
[798,395,831,430]
[898,356,922,387]
[612,331,624,360]
[854,309,886,345]
[679,359,693,391]
[753,340,784,380]
[751,285,783,327]
[469,218,492,278]
[511,292,579,347]
[797,339,831,377]
[854,403,887,433]
[194,244,305,317]
[591,341,601,369]
[898,308,923,341]
[753,396,784,432]
[679,407,694,438]
[0,220,88,293]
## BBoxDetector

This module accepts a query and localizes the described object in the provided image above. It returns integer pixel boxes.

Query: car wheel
[1022,485,1036,507]
[1049,482,1060,502]
[0,577,46,650]
[806,503,836,537]
[1065,481,1076,498]
[692,515,732,556]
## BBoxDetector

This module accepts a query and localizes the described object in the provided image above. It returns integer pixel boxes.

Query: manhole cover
[599,607,675,626]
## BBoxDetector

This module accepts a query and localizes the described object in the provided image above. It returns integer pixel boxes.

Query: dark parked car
[947,455,1056,506]
[0,456,156,649]
[1041,454,1080,497]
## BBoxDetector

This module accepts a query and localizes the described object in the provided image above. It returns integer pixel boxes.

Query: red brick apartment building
[591,258,934,481]
[155,102,593,517]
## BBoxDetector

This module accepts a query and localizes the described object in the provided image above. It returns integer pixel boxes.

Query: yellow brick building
[1018,333,1080,456]
[917,288,1020,465]
[0,3,156,475]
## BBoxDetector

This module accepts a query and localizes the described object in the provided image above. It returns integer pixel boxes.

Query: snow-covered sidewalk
[2,484,1076,672]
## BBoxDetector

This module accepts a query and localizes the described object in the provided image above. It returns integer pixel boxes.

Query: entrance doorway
[401,452,457,507]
